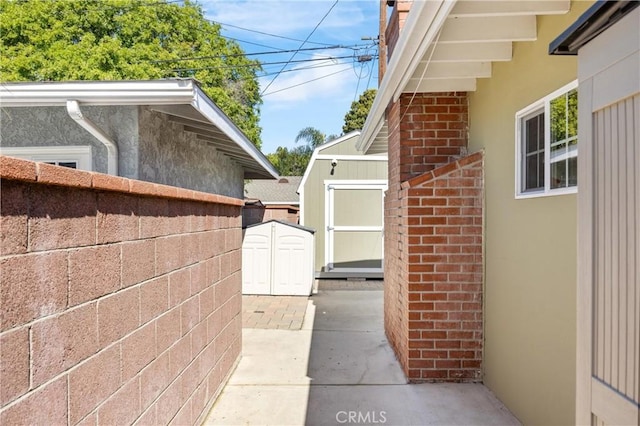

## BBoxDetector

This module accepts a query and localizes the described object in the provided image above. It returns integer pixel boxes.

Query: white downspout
[66,100,118,175]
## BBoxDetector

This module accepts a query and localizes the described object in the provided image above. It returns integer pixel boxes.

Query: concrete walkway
[204,283,520,426]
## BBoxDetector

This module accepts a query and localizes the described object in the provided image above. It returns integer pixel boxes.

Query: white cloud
[200,0,374,42]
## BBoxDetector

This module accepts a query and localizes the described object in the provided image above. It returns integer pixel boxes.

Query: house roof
[244,176,302,204]
[549,0,639,55]
[0,79,279,179]
[357,0,574,154]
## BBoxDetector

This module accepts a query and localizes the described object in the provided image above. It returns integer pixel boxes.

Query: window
[516,80,578,198]
[0,146,92,171]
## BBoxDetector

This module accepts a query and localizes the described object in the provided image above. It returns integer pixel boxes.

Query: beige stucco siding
[467,2,592,424]
[302,157,387,271]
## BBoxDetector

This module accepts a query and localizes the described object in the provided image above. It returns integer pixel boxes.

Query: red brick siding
[0,156,242,425]
[385,1,413,59]
[384,92,483,382]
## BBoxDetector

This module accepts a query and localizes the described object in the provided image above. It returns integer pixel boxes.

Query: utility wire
[138,44,375,64]
[260,0,339,96]
[214,20,335,47]
[262,66,352,97]
[166,54,375,73]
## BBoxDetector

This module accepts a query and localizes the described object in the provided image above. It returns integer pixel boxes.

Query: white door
[272,224,313,296]
[576,8,639,425]
[241,227,272,295]
[325,181,387,273]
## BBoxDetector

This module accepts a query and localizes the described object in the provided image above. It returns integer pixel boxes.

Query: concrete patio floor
[203,281,521,426]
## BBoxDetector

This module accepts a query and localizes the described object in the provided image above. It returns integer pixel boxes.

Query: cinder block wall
[384,92,484,382]
[0,156,242,425]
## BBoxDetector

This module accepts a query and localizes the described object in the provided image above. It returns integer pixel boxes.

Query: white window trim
[0,146,93,171]
[515,80,578,199]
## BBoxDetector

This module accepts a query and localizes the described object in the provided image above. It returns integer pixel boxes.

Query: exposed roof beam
[450,1,570,18]
[411,61,492,80]
[430,41,512,62]
[440,15,537,43]
[169,116,227,137]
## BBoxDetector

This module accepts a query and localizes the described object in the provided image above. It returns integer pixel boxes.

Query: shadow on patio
[203,281,520,425]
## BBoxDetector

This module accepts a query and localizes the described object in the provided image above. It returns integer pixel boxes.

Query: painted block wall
[467,3,591,424]
[0,156,242,425]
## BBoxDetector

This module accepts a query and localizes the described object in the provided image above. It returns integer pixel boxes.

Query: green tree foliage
[267,126,337,175]
[0,0,263,146]
[342,88,376,134]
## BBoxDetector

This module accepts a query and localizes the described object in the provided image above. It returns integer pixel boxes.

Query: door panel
[242,232,271,295]
[325,183,386,272]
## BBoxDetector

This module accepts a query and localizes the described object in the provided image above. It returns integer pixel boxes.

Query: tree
[267,127,338,175]
[0,0,263,147]
[342,88,377,134]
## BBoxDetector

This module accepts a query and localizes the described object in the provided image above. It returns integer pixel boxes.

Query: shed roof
[244,176,302,204]
[0,79,278,179]
[244,219,315,233]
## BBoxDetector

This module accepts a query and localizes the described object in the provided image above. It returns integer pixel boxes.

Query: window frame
[0,146,92,171]
[515,79,579,199]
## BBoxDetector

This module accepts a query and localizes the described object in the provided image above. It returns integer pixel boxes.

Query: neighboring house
[0,80,277,425]
[0,79,278,197]
[358,1,638,425]
[298,131,388,278]
[243,176,301,227]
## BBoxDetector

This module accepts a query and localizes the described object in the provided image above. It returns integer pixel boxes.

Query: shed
[242,220,315,296]
[298,131,388,278]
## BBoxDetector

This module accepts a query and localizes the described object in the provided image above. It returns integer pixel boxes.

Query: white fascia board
[357,0,457,153]
[191,85,279,179]
[0,79,279,179]
[296,131,362,195]
[0,79,196,106]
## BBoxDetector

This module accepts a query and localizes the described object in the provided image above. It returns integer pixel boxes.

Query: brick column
[383,91,483,382]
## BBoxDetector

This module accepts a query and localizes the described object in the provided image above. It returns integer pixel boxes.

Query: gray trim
[549,1,639,55]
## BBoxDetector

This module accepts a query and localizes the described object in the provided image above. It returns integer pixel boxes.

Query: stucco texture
[137,107,244,199]
[0,106,138,177]
[467,2,592,424]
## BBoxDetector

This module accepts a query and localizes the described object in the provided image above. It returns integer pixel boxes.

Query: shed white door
[272,224,312,295]
[325,182,386,272]
[242,222,314,296]
[242,226,272,295]
[576,8,640,425]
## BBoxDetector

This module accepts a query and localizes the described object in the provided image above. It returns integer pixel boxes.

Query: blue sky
[200,0,380,154]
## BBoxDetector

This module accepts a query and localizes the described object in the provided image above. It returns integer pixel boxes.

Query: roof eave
[357,0,453,154]
[0,79,279,179]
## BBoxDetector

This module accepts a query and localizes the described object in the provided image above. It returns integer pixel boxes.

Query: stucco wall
[467,2,592,424]
[0,156,242,425]
[137,107,244,199]
[0,106,139,177]
[302,148,387,272]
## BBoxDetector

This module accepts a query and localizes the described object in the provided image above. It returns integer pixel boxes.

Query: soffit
[361,0,572,154]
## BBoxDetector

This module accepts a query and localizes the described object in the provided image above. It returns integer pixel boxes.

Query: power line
[214,20,335,47]
[166,54,375,73]
[260,0,339,96]
[138,44,375,64]
[262,66,352,97]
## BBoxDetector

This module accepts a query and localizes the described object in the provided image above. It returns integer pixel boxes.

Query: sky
[200,0,381,155]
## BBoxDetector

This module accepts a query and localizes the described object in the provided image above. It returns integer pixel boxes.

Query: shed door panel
[272,228,312,296]
[577,8,640,424]
[326,184,385,272]
[241,230,271,295]
[590,96,639,425]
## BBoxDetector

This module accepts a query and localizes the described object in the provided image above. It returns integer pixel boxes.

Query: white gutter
[66,100,118,175]
[356,0,457,153]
